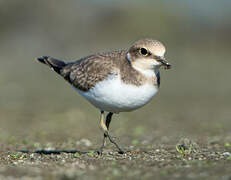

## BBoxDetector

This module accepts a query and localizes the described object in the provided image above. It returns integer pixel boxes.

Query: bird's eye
[139,48,149,56]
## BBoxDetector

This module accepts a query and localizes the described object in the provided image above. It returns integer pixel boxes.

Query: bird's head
[126,39,171,75]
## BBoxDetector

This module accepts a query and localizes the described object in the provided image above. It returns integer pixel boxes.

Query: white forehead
[133,39,166,57]
[148,40,166,56]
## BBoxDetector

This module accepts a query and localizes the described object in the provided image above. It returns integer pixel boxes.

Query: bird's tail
[36,56,66,74]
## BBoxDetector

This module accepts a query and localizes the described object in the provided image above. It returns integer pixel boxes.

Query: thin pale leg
[98,111,107,154]
[99,112,113,152]
[97,111,124,154]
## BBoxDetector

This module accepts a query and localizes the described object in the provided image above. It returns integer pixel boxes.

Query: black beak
[159,57,171,69]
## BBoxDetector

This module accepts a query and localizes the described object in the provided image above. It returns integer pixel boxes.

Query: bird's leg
[97,111,124,154]
[97,111,107,155]
[105,112,116,141]
[105,112,113,130]
[101,112,113,150]
[104,131,124,154]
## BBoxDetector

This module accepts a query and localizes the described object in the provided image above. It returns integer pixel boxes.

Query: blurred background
[0,0,231,149]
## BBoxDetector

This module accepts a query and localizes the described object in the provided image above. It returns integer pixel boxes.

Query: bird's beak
[159,57,171,69]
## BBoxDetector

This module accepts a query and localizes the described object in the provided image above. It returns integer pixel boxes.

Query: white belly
[75,75,158,113]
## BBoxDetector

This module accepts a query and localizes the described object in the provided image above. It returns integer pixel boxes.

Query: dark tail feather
[36,56,66,74]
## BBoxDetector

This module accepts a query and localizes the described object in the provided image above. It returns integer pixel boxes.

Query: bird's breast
[75,74,158,113]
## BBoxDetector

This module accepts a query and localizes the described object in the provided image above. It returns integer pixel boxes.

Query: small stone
[76,138,92,147]
[223,152,231,157]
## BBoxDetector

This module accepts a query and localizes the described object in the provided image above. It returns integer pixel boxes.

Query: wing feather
[60,53,119,92]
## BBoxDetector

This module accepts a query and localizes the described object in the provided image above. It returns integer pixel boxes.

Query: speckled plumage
[38,49,160,92]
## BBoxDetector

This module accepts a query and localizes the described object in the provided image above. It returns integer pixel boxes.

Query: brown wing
[60,52,122,92]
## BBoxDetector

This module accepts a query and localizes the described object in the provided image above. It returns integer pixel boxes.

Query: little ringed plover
[36,38,171,154]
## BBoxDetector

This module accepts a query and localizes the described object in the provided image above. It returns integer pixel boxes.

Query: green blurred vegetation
[0,0,231,145]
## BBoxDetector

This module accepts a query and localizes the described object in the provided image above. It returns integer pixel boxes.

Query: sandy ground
[0,134,231,180]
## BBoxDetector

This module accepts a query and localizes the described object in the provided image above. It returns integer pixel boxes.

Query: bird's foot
[105,132,124,154]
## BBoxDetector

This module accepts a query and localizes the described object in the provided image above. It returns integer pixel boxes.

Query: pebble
[76,138,92,147]
[222,152,231,157]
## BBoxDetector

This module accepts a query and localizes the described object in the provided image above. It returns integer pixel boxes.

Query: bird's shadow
[19,149,90,155]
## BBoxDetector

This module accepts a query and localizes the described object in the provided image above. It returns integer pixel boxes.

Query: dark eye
[139,48,149,56]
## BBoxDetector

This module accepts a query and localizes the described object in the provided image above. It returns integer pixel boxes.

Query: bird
[36,39,171,154]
